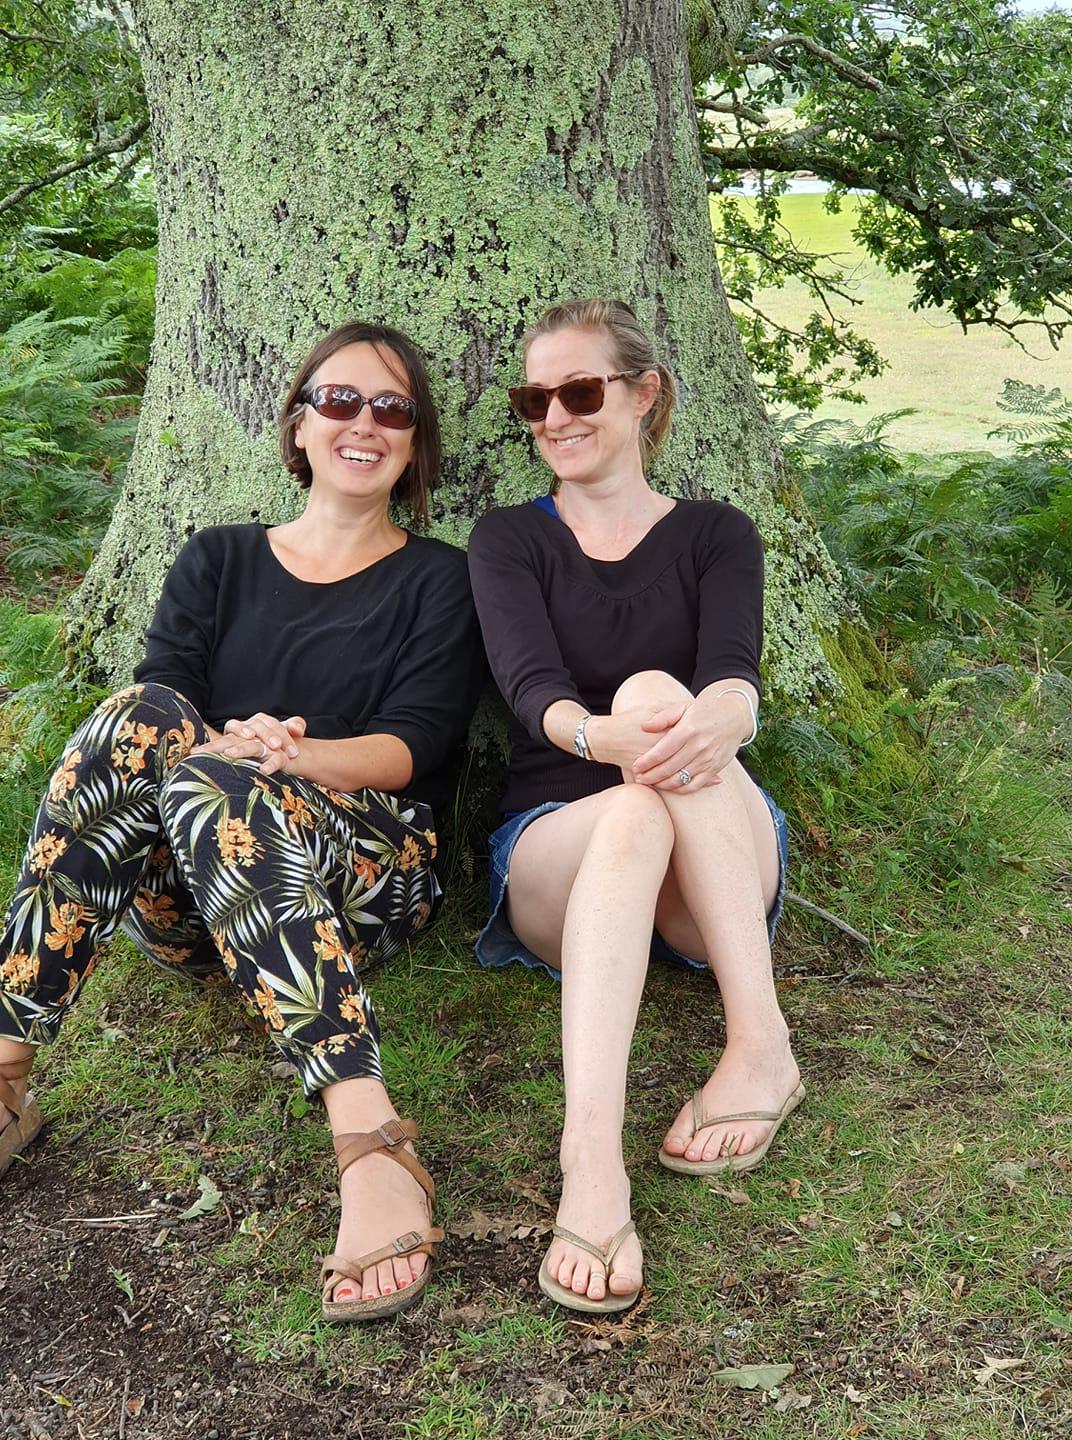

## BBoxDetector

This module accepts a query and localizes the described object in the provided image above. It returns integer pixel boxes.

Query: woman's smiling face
[523,325,657,486]
[294,342,416,505]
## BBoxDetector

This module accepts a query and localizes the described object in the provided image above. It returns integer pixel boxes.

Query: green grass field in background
[724,194,1072,452]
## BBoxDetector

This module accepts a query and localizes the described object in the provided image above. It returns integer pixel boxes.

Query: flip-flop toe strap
[690,1090,787,1134]
[551,1219,636,1271]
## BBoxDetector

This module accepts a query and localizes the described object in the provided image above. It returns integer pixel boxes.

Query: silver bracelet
[573,713,593,760]
[716,687,759,747]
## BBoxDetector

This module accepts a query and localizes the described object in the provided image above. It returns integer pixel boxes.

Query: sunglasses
[303,383,418,430]
[507,371,641,424]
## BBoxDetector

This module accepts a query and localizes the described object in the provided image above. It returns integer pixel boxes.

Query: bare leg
[320,1076,434,1303]
[614,671,800,1163]
[507,785,673,1300]
[0,1037,34,1128]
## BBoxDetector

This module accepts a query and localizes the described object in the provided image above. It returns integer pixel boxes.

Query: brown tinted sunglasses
[507,371,641,423]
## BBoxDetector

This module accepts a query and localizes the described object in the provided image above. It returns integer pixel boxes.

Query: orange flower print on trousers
[111,721,159,775]
[338,987,367,1026]
[29,831,68,872]
[164,719,198,768]
[0,950,40,993]
[397,835,424,872]
[48,749,82,803]
[211,930,240,976]
[133,892,180,929]
[313,919,350,972]
[423,828,438,859]
[44,901,89,959]
[280,786,315,829]
[253,975,285,1030]
[216,815,261,866]
[352,855,381,888]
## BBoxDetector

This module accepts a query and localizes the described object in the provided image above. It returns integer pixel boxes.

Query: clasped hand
[191,713,307,776]
[591,693,747,791]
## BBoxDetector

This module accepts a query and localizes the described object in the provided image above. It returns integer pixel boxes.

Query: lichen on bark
[72,0,853,718]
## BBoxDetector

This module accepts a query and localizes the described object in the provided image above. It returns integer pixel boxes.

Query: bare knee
[611,670,693,714]
[595,782,674,855]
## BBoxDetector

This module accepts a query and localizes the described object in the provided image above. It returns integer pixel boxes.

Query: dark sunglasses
[507,371,641,424]
[303,383,417,430]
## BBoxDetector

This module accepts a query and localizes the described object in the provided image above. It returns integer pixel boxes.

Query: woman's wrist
[708,687,758,747]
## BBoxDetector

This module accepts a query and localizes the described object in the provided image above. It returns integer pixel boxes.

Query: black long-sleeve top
[133,524,486,818]
[467,498,764,815]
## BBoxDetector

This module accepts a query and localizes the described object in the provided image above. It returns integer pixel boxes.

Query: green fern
[0,310,137,593]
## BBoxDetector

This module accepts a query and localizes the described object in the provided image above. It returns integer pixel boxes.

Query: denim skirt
[474,787,790,981]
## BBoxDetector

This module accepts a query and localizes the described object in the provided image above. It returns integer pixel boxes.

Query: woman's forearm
[286,733,415,793]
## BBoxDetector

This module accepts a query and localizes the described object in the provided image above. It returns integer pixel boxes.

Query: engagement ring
[677,768,692,785]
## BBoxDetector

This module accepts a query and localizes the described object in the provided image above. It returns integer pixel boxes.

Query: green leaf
[711,1363,794,1390]
[178,1174,223,1221]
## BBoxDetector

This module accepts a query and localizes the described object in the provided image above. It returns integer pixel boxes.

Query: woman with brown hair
[0,321,485,1323]
[468,299,801,1314]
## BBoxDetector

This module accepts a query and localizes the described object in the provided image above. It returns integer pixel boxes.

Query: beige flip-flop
[538,1220,643,1314]
[320,1118,444,1323]
[0,1056,43,1178]
[658,1081,806,1176]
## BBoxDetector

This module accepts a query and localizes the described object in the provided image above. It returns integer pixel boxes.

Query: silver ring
[677,768,692,785]
[257,742,268,761]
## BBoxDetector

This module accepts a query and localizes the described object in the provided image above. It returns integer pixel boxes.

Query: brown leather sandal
[0,1054,43,1178]
[319,1118,444,1323]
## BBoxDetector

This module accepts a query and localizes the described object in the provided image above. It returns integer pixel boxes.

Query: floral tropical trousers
[0,683,440,1095]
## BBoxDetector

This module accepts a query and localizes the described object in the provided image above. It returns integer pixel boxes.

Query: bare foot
[544,1162,643,1303]
[661,1033,801,1164]
[330,1131,433,1303]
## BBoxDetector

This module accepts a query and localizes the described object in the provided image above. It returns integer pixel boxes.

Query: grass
[3,413,1071,1432]
[722,193,1072,452]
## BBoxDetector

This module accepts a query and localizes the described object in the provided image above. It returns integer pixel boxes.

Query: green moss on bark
[72,0,849,721]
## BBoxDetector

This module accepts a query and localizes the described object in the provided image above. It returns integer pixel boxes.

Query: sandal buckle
[377,1119,408,1149]
[393,1230,422,1254]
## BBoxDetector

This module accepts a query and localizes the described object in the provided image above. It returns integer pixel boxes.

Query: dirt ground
[2,920,1069,1440]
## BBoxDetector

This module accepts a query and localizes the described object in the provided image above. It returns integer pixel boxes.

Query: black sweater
[133,524,486,818]
[467,498,764,814]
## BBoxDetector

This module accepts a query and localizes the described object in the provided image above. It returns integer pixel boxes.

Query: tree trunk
[70,0,847,710]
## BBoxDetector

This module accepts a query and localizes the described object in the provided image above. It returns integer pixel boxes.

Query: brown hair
[279,321,440,527]
[521,298,677,470]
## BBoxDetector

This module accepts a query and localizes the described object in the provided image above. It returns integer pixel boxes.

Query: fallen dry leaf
[885,1211,904,1228]
[797,1212,822,1230]
[124,1396,146,1419]
[706,1182,750,1206]
[974,1354,1027,1388]
[505,1175,553,1211]
[951,1274,966,1299]
[449,1211,499,1242]
[773,1388,813,1411]
[439,1302,489,1326]
[786,1178,802,1200]
[712,1362,793,1390]
[844,1384,867,1403]
[178,1174,222,1221]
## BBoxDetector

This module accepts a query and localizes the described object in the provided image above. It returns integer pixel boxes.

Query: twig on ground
[117,1373,130,1440]
[784,891,872,947]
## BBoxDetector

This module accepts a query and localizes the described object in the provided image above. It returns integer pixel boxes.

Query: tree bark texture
[70,0,847,708]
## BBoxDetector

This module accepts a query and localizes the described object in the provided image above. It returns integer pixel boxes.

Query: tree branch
[0,118,148,218]
[0,26,60,43]
[735,33,884,91]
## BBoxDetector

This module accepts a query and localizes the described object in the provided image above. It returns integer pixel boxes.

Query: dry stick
[783,891,872,948]
[118,1374,130,1440]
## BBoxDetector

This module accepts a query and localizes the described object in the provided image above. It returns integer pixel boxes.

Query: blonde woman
[468,300,801,1313]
